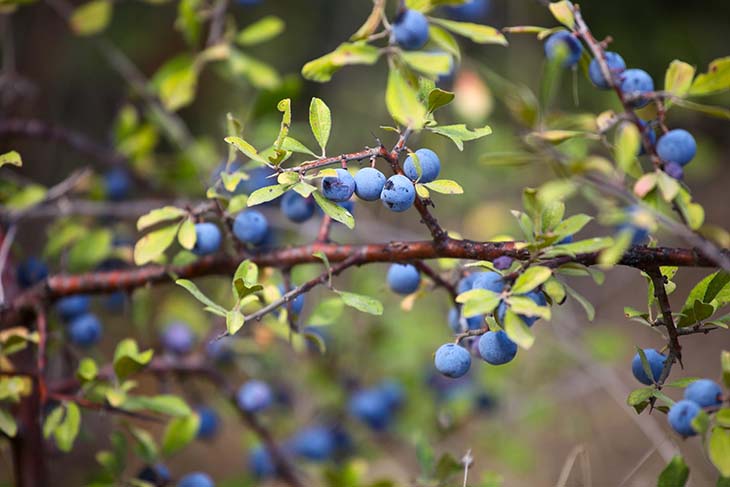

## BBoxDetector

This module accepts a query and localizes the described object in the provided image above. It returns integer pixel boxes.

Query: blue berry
[376,380,405,410]
[403,148,441,183]
[637,120,657,155]
[289,426,335,461]
[354,167,386,201]
[380,174,415,212]
[68,313,102,347]
[684,379,723,408]
[588,51,626,89]
[656,129,697,166]
[620,69,654,108]
[457,273,479,294]
[448,307,482,333]
[443,0,490,21]
[631,348,666,385]
[192,223,222,256]
[17,257,48,288]
[387,264,421,295]
[56,295,90,322]
[161,322,195,356]
[104,167,132,201]
[281,192,315,223]
[667,400,700,437]
[493,256,513,271]
[233,210,269,245]
[544,31,582,68]
[392,9,429,51]
[178,472,214,487]
[249,446,276,478]
[348,388,393,431]
[237,380,273,413]
[664,162,684,180]
[434,343,471,378]
[321,168,355,202]
[478,331,517,365]
[557,235,574,244]
[137,463,171,485]
[242,166,277,196]
[237,0,261,5]
[206,339,235,364]
[471,271,504,293]
[278,284,304,315]
[196,406,219,439]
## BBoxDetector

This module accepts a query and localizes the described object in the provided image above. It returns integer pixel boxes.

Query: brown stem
[646,266,682,382]
[316,215,333,243]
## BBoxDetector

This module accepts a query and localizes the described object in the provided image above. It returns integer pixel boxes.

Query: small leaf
[428,124,492,150]
[462,293,501,318]
[565,284,595,320]
[672,98,730,120]
[224,136,267,163]
[664,60,696,99]
[151,54,198,111]
[137,206,187,231]
[665,377,700,388]
[113,339,154,380]
[657,171,681,202]
[553,214,592,239]
[281,137,317,157]
[226,310,245,335]
[709,426,730,477]
[236,15,285,46]
[177,218,196,250]
[312,191,354,229]
[176,279,227,315]
[548,0,575,29]
[427,88,455,113]
[615,122,641,175]
[429,18,508,45]
[308,297,344,326]
[134,224,179,265]
[400,51,452,77]
[302,42,381,83]
[424,179,464,195]
[70,0,112,36]
[68,228,113,272]
[657,456,689,487]
[54,403,81,452]
[162,414,200,456]
[273,98,291,152]
[511,266,552,294]
[627,387,654,406]
[0,409,17,437]
[0,150,22,168]
[309,98,332,154]
[126,395,191,417]
[77,358,98,382]
[689,57,730,96]
[247,183,290,206]
[386,67,427,130]
[503,309,534,349]
[335,290,383,315]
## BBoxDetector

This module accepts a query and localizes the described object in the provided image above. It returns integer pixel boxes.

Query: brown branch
[646,266,682,383]
[316,215,334,243]
[34,307,48,406]
[280,147,381,174]
[47,393,164,423]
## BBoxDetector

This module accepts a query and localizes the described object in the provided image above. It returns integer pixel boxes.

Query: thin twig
[0,225,17,305]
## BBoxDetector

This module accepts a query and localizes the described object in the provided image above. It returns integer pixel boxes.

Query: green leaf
[672,98,730,120]
[70,0,112,36]
[424,179,464,195]
[503,309,535,349]
[429,18,508,45]
[302,42,381,83]
[565,284,595,320]
[236,15,285,45]
[247,183,290,206]
[68,228,113,272]
[665,377,699,388]
[627,387,654,406]
[227,50,281,90]
[428,25,461,60]
[615,122,641,175]
[292,182,317,197]
[657,456,689,487]
[177,218,197,250]
[43,405,64,439]
[723,351,730,389]
[312,191,354,229]
[273,98,291,152]
[555,237,613,255]
[226,310,245,335]
[175,0,202,46]
[512,266,552,294]
[176,279,227,315]
[717,409,730,428]
[6,184,46,210]
[0,409,17,437]
[137,206,187,231]
[428,124,492,150]
[553,214,591,239]
[54,403,81,452]
[462,293,501,318]
[77,358,98,382]
[508,296,551,320]
[657,170,681,202]
[133,224,179,265]
[400,51,452,77]
[113,339,154,380]
[335,290,383,315]
[125,395,191,417]
[151,54,198,111]
[710,427,730,477]
[598,230,633,268]
[664,60,696,99]
[0,150,22,168]
[689,57,730,96]
[310,98,332,154]
[224,136,267,164]
[456,288,497,304]
[130,427,158,463]
[386,67,427,130]
[427,88,455,114]
[308,297,344,326]
[548,0,575,29]
[543,277,566,304]
[705,272,730,303]
[162,414,200,455]
[281,137,317,157]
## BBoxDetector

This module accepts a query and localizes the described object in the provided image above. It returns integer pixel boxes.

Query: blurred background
[2,0,730,485]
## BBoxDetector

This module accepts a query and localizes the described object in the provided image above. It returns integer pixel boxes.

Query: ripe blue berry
[321,168,355,202]
[631,348,666,385]
[281,192,315,223]
[192,223,222,256]
[178,472,214,487]
[161,322,195,356]
[57,295,91,322]
[17,257,48,288]
[443,0,490,21]
[387,264,421,295]
[233,210,269,245]
[137,463,171,485]
[278,284,304,315]
[196,406,219,439]
[664,162,684,180]
[478,330,517,365]
[544,31,583,68]
[289,426,335,461]
[457,273,479,294]
[392,9,429,51]
[434,343,471,378]
[684,379,723,408]
[104,167,132,201]
[588,51,626,89]
[448,307,483,333]
[404,148,441,183]
[68,313,102,347]
[620,69,654,108]
[618,205,651,246]
[237,380,273,413]
[249,446,276,478]
[656,129,697,166]
[377,380,405,410]
[354,167,386,201]
[471,271,504,293]
[380,174,415,212]
[637,120,657,156]
[493,256,513,271]
[348,388,393,431]
[667,400,700,437]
